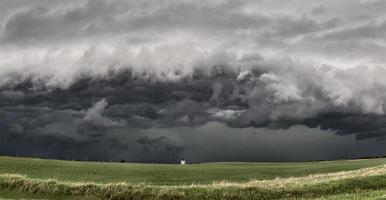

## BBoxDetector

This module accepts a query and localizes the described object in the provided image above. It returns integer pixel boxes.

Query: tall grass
[2,165,386,200]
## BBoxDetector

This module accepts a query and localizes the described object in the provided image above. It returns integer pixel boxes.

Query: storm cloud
[1,0,386,162]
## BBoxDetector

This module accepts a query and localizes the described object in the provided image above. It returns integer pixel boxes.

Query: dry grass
[207,164,386,189]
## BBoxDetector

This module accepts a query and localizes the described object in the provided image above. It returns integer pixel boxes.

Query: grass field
[1,156,386,199]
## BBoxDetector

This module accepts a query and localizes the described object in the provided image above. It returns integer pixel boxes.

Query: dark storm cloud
[0,104,185,162]
[1,0,386,162]
[136,136,184,162]
[304,113,386,141]
[3,62,386,141]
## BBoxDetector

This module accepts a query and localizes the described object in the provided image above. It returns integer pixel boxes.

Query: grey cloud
[306,20,386,44]
[1,0,384,66]
[82,98,127,129]
[2,0,118,43]
[0,0,269,44]
[310,5,327,15]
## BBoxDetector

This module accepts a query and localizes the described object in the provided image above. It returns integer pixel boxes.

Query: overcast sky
[1,0,386,162]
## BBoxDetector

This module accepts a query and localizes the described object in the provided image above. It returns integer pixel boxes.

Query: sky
[1,0,386,163]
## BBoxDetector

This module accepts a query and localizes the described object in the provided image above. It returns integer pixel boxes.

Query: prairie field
[1,156,386,199]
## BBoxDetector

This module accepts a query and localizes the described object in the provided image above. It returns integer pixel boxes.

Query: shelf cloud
[1,0,386,162]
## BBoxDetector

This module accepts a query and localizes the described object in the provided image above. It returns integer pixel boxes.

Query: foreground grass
[2,167,386,199]
[1,156,386,185]
[304,190,386,200]
[0,189,90,200]
[3,189,386,200]
[1,157,386,199]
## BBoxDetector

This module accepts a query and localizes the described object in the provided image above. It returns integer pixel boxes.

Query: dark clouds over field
[1,0,386,162]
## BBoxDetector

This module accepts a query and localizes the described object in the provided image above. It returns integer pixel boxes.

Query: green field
[1,156,386,199]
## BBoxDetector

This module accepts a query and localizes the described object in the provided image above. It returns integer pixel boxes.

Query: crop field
[1,156,386,199]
